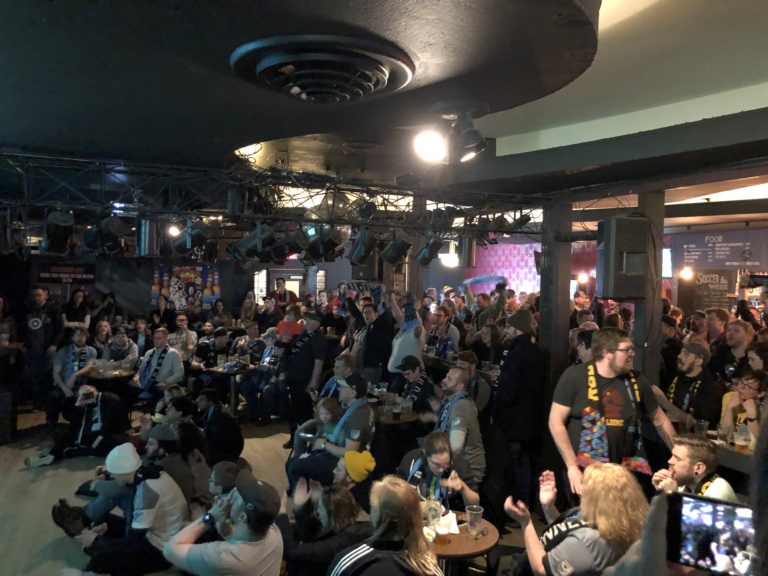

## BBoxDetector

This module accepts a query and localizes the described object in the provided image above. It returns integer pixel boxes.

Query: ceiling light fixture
[455,112,486,162]
[413,130,448,163]
[167,224,182,237]
[414,100,489,164]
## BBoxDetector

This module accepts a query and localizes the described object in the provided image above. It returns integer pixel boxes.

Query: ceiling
[0,0,599,168]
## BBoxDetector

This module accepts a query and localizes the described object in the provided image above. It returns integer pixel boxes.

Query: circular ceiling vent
[230,34,414,104]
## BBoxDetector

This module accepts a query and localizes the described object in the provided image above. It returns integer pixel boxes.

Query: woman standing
[329,475,442,576]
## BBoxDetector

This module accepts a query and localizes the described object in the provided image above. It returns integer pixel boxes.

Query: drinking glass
[693,419,709,436]
[465,505,484,537]
[717,424,731,444]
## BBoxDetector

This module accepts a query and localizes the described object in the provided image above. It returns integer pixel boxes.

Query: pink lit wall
[465,241,598,295]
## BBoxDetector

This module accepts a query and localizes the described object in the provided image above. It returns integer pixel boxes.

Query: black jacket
[277,504,373,576]
[494,333,545,443]
[346,298,394,370]
[199,404,244,465]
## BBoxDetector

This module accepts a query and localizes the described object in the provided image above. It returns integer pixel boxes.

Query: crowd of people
[1,275,766,575]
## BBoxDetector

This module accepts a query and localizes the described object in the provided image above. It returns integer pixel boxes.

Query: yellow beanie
[344,450,376,483]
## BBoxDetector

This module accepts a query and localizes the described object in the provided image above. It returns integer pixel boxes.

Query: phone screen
[667,492,756,575]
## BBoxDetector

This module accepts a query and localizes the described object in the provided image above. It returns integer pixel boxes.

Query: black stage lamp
[381,236,412,265]
[415,237,444,266]
[41,211,75,255]
[226,224,275,261]
[348,228,377,265]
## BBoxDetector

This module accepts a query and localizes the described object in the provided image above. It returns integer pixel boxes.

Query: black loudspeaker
[595,217,649,300]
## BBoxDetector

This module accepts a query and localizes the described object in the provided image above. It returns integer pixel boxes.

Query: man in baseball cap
[163,471,283,574]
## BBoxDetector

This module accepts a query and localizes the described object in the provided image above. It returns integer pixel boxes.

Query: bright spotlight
[577,272,589,285]
[235,143,263,158]
[679,266,694,281]
[413,130,447,163]
[167,224,182,237]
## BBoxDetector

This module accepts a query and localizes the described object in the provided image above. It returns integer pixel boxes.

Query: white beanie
[105,443,142,475]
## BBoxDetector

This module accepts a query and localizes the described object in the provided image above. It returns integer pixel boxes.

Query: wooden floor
[0,409,292,576]
[1,409,528,575]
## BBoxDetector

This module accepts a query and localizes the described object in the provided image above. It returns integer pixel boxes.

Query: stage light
[416,237,444,266]
[167,224,182,237]
[381,236,412,265]
[413,130,448,163]
[226,224,276,261]
[455,112,486,162]
[438,240,459,268]
[348,228,377,265]
[577,272,589,285]
[41,211,75,255]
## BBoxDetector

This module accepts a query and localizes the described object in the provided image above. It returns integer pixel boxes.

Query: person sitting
[144,423,199,506]
[130,316,153,357]
[720,368,766,441]
[195,388,244,465]
[292,397,343,457]
[60,442,188,575]
[395,355,437,414]
[457,351,492,417]
[277,479,373,576]
[319,353,357,402]
[333,450,377,513]
[651,434,738,502]
[286,373,375,493]
[103,326,139,367]
[397,431,479,511]
[502,463,648,576]
[47,327,97,433]
[27,384,127,468]
[329,475,442,576]
[91,319,112,359]
[131,327,184,408]
[163,470,283,576]
[208,298,232,328]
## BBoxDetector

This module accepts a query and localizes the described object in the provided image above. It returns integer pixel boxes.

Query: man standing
[705,308,729,350]
[347,299,394,384]
[22,285,63,406]
[549,327,676,495]
[268,277,298,315]
[132,327,184,407]
[284,311,327,444]
[569,289,590,329]
[48,327,97,431]
[427,366,486,484]
[494,309,545,505]
[652,434,738,502]
[167,312,197,363]
[72,442,188,575]
[163,470,283,576]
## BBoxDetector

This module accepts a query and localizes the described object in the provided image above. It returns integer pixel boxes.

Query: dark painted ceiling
[0,0,599,170]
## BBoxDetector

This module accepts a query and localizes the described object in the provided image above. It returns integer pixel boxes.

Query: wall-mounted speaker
[595,217,649,300]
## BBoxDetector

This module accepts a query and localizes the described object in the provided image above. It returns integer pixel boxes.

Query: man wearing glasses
[549,327,676,497]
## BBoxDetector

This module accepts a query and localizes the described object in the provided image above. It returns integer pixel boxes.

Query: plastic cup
[733,429,751,447]
[392,407,402,421]
[717,424,731,444]
[693,419,709,436]
[466,504,484,537]
[434,525,450,545]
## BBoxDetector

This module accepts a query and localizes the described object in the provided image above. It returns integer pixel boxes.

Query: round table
[206,365,259,415]
[377,410,419,426]
[431,518,499,560]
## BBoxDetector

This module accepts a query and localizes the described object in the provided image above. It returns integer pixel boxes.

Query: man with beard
[654,342,723,431]
[269,277,298,315]
[652,434,738,502]
[48,327,97,432]
[549,327,676,496]
[131,327,184,408]
[22,285,63,406]
[257,295,283,334]
[346,298,394,385]
[423,366,486,485]
[167,312,198,363]
[143,423,197,504]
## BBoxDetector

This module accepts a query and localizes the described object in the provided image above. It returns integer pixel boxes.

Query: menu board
[673,231,765,269]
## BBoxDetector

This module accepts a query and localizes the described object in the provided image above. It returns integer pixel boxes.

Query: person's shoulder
[556,363,587,384]
[330,542,376,576]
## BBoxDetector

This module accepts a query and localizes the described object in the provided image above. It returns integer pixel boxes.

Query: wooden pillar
[633,190,665,382]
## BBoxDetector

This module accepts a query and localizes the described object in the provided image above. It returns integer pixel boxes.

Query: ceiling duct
[230,35,414,104]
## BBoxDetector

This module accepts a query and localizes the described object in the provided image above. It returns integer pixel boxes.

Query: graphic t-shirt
[553,363,659,464]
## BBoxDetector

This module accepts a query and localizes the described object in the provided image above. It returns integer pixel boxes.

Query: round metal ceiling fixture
[230,34,414,104]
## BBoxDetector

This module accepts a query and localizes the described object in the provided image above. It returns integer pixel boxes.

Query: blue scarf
[436,391,467,433]
[329,397,367,446]
[139,345,170,398]
[64,344,89,383]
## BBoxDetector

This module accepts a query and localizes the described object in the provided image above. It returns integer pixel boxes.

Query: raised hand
[504,496,531,524]
[293,477,310,508]
[538,470,557,509]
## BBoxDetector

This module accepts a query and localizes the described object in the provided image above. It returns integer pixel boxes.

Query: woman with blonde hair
[504,463,648,576]
[329,475,443,576]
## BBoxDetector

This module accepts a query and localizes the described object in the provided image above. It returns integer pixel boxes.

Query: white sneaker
[25,453,55,468]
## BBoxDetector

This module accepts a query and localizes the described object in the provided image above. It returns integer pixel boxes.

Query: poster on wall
[36,264,96,305]
[677,269,737,315]
[673,230,765,269]
[151,264,220,313]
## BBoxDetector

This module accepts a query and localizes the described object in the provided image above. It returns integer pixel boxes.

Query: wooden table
[206,365,259,415]
[377,409,419,426]
[432,518,499,576]
[717,443,753,474]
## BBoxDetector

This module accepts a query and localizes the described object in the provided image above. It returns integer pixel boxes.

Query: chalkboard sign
[677,269,737,315]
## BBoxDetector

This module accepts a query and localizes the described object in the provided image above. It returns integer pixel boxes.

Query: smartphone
[666,492,756,574]
[298,432,316,440]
